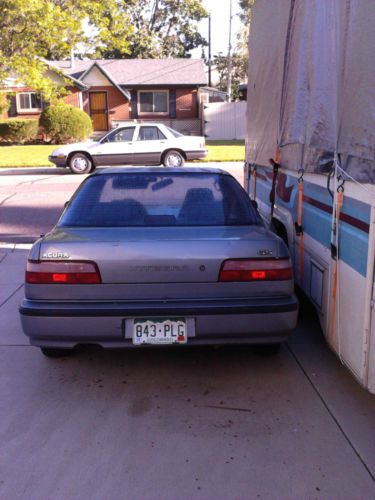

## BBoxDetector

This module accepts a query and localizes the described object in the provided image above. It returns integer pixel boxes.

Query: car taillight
[219,259,292,282]
[26,261,101,284]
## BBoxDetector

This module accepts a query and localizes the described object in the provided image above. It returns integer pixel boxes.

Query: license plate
[132,318,187,345]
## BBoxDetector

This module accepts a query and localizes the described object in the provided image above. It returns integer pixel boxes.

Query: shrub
[0,119,39,144]
[39,103,93,143]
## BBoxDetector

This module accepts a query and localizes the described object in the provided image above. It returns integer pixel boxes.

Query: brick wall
[2,85,200,125]
[129,87,199,120]
[1,87,40,119]
[84,86,130,129]
[176,88,198,119]
[63,87,81,108]
[1,87,82,120]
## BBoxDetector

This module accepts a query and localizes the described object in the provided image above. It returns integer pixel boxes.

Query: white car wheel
[163,150,185,167]
[69,153,92,174]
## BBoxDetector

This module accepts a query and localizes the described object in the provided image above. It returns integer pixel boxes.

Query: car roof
[116,122,168,128]
[93,167,230,176]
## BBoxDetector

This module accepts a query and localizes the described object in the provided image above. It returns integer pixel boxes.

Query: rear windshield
[166,126,184,138]
[59,172,260,227]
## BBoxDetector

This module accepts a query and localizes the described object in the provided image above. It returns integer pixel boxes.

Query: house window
[138,91,168,114]
[16,92,42,112]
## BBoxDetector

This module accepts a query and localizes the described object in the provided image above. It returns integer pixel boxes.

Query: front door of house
[89,92,108,131]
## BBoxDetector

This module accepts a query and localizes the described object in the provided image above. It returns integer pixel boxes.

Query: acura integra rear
[19,168,298,357]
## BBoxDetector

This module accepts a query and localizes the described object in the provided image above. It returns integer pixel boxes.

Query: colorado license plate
[132,318,187,345]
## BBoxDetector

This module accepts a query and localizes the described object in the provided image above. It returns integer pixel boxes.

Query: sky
[191,0,243,58]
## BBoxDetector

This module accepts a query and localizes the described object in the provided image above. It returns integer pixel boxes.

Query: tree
[0,0,132,99]
[0,0,208,100]
[213,54,248,101]
[214,0,254,100]
[238,0,254,25]
[236,0,254,59]
[97,0,209,59]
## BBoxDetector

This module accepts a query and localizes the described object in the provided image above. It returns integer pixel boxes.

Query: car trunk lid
[38,226,282,284]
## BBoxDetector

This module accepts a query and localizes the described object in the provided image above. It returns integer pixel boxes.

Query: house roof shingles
[50,59,207,87]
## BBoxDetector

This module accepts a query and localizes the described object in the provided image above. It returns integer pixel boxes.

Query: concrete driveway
[0,164,374,499]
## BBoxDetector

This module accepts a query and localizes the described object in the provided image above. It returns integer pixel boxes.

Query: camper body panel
[247,165,375,389]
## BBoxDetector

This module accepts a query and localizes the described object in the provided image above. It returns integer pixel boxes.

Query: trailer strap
[252,166,257,200]
[268,158,280,217]
[294,169,304,281]
[329,178,345,342]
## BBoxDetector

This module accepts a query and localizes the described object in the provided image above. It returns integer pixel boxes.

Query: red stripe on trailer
[303,195,369,234]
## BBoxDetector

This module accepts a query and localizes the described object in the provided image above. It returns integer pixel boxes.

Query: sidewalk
[0,245,374,499]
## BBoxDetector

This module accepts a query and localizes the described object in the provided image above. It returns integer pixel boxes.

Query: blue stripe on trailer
[252,166,371,277]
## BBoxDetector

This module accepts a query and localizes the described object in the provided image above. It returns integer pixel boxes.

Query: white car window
[137,126,166,141]
[165,126,184,138]
[107,127,135,142]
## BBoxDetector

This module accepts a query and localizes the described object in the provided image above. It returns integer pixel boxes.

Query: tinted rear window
[59,173,259,227]
[166,126,183,138]
[137,126,166,141]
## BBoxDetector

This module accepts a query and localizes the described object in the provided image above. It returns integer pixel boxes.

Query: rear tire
[253,343,281,355]
[40,347,73,358]
[163,150,185,167]
[69,153,92,174]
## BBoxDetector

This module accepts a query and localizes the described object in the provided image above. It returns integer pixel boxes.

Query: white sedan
[48,123,208,174]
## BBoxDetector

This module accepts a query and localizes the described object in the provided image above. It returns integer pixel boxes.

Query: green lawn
[0,145,58,167]
[204,140,245,163]
[0,140,245,168]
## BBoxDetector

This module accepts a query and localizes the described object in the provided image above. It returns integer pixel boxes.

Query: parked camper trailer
[245,0,375,392]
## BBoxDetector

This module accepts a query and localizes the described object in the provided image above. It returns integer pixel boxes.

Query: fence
[203,101,247,140]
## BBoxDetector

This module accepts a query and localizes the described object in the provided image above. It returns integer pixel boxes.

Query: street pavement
[0,164,245,243]
[0,164,374,499]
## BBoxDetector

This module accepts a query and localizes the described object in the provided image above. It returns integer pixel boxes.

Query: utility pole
[70,46,75,69]
[227,0,233,101]
[208,14,212,87]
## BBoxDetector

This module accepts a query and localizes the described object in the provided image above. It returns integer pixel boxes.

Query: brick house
[2,59,207,135]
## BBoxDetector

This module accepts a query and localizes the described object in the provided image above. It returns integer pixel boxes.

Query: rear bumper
[20,296,298,348]
[186,149,208,161]
[48,155,67,168]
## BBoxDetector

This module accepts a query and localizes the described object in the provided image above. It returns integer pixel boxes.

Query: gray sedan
[19,167,298,357]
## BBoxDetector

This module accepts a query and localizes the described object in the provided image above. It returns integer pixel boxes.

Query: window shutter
[169,89,176,118]
[7,95,17,117]
[130,90,138,119]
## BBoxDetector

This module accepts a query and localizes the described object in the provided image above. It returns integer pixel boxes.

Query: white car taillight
[26,261,101,284]
[219,258,292,282]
